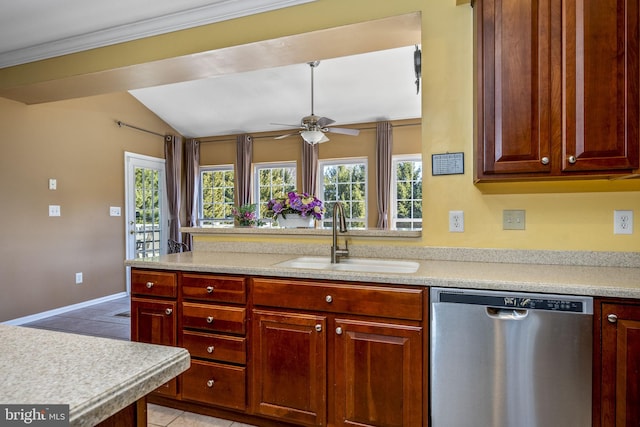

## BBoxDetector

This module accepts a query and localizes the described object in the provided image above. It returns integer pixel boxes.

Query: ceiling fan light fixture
[301,130,325,144]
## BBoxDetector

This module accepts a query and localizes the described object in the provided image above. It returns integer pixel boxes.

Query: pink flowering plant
[266,191,325,221]
[231,203,264,227]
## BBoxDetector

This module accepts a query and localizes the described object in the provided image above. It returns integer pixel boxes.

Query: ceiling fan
[273,61,360,144]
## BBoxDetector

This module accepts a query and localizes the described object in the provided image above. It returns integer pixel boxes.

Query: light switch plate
[109,206,121,217]
[503,210,525,230]
[48,178,57,190]
[48,205,61,217]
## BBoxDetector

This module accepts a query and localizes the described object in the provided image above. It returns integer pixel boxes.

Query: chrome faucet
[331,202,349,263]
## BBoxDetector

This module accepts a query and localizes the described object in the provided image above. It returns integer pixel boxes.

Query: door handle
[486,307,528,319]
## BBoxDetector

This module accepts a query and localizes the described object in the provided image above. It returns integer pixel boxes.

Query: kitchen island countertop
[0,325,190,427]
[125,250,640,299]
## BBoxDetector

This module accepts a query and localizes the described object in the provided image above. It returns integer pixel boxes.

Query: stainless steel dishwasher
[430,287,593,427]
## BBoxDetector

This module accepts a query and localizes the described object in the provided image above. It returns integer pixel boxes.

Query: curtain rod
[115,120,165,138]
[199,122,421,143]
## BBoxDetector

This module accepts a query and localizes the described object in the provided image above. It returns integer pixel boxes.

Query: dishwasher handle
[486,307,529,320]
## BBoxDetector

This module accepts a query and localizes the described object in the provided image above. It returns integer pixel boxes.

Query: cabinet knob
[315,324,322,332]
[568,155,577,164]
[206,316,214,324]
[207,345,215,353]
[206,286,214,293]
[336,327,343,335]
[325,295,333,303]
[541,156,549,165]
[607,313,618,323]
[146,282,154,289]
[207,379,215,388]
[165,308,172,315]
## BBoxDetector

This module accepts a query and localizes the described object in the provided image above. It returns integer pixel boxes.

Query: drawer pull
[336,327,343,335]
[207,345,215,353]
[607,314,618,323]
[165,308,172,315]
[207,379,215,388]
[325,295,333,303]
[206,286,214,293]
[146,282,154,289]
[541,156,549,165]
[206,316,214,324]
[315,324,322,332]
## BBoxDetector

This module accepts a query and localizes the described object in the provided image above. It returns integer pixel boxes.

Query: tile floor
[22,296,256,427]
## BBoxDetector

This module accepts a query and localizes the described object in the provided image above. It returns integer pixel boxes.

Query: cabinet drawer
[181,273,246,304]
[182,302,246,335]
[252,278,423,321]
[181,360,246,411]
[131,269,177,298]
[182,330,246,364]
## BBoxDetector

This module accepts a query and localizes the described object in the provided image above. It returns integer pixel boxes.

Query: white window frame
[391,154,422,230]
[318,157,368,229]
[253,161,297,219]
[199,164,235,227]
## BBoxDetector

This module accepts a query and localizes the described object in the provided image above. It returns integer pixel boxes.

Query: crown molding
[0,0,315,69]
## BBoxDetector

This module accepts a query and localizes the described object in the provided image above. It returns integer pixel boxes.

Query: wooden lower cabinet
[251,310,328,426]
[131,296,178,397]
[595,299,640,427]
[334,319,423,427]
[250,278,426,427]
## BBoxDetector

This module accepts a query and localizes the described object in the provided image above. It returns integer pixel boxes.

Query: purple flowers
[231,204,264,227]
[266,191,325,221]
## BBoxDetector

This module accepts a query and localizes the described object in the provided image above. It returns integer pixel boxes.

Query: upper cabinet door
[476,0,555,177]
[562,0,639,172]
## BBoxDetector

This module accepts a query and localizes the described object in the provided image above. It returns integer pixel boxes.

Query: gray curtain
[376,122,393,229]
[165,134,183,243]
[184,138,200,250]
[235,134,253,206]
[301,140,319,195]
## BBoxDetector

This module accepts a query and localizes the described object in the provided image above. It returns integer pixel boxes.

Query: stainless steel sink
[274,256,420,274]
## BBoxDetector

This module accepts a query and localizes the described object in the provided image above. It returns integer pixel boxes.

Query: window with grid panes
[319,159,367,229]
[199,165,234,226]
[391,155,422,230]
[254,162,297,219]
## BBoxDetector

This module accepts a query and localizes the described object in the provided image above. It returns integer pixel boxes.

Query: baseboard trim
[3,292,129,326]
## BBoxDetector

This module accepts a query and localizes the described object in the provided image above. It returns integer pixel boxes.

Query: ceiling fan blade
[317,117,335,127]
[274,132,298,140]
[270,122,303,128]
[327,127,360,136]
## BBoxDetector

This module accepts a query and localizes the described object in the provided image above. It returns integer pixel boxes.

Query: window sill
[181,226,421,239]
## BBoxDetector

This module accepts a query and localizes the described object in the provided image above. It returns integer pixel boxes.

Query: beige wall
[0,93,174,321]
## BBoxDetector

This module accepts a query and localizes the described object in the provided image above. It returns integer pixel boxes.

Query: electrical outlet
[75,272,83,284]
[614,210,633,235]
[48,205,61,217]
[449,210,464,232]
[503,209,526,230]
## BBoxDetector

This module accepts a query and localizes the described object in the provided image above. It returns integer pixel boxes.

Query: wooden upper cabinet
[562,0,639,173]
[475,0,639,181]
[476,0,555,176]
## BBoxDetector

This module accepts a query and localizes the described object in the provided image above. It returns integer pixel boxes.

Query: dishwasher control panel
[436,290,592,313]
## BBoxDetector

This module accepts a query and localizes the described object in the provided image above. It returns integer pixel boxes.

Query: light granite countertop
[0,325,190,427]
[125,250,640,299]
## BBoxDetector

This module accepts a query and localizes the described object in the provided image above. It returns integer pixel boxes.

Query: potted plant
[231,203,264,227]
[265,191,325,228]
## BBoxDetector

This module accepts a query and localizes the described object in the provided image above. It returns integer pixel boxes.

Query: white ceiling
[0,0,421,138]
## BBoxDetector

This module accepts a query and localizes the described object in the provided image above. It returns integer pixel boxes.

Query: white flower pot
[277,213,314,228]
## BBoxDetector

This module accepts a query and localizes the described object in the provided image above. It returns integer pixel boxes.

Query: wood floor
[22,296,256,427]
